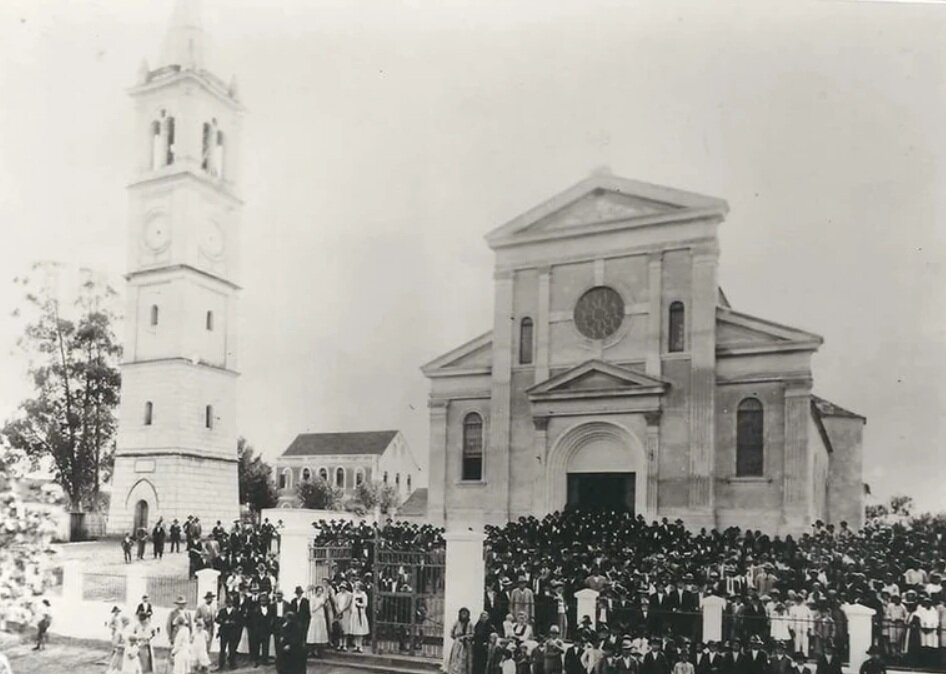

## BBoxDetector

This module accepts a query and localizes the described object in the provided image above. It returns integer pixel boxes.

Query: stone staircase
[315,650,442,674]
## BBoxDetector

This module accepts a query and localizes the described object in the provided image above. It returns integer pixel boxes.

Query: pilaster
[782,381,812,528]
[532,416,550,515]
[688,246,718,514]
[427,399,449,526]
[644,411,661,518]
[646,253,662,377]
[536,266,551,383]
[490,271,514,519]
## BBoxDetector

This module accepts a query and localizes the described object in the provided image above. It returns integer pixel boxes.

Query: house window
[205,405,214,429]
[206,311,214,331]
[383,471,388,484]
[519,317,534,365]
[736,397,764,477]
[144,401,153,426]
[165,116,175,166]
[355,469,365,486]
[150,305,159,326]
[335,467,345,488]
[279,468,292,490]
[302,468,311,483]
[318,467,328,483]
[407,474,412,492]
[395,473,400,489]
[668,301,685,353]
[462,412,484,481]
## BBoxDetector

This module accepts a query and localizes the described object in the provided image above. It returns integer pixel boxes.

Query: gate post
[278,524,312,595]
[443,528,485,671]
[842,603,876,674]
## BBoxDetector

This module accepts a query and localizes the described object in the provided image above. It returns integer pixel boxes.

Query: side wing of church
[422,173,865,535]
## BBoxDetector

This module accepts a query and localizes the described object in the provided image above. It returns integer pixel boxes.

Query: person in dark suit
[290,586,311,641]
[272,589,292,648]
[642,640,671,674]
[768,642,794,674]
[134,594,154,621]
[698,642,725,674]
[250,593,276,666]
[614,639,641,674]
[168,519,182,553]
[747,636,769,674]
[563,639,584,674]
[649,584,672,635]
[276,611,305,674]
[216,594,243,671]
[815,644,842,674]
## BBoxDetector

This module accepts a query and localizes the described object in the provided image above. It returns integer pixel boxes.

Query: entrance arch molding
[545,419,647,514]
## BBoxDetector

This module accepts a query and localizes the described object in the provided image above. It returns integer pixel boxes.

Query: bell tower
[107,0,243,534]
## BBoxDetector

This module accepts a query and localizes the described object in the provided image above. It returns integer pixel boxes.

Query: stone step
[317,650,442,674]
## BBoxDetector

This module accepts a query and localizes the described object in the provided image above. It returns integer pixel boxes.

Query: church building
[107,1,242,533]
[422,173,865,535]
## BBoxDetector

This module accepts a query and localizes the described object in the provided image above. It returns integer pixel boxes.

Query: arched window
[201,119,224,178]
[201,122,213,172]
[144,401,153,426]
[279,468,292,490]
[150,305,159,327]
[215,129,225,178]
[165,116,176,165]
[383,471,388,484]
[407,474,412,492]
[302,468,311,483]
[668,301,685,353]
[335,467,345,488]
[205,404,214,429]
[736,398,764,477]
[355,469,365,486]
[395,473,401,489]
[150,120,162,170]
[519,317,534,365]
[318,467,328,483]
[462,412,484,481]
[206,311,214,331]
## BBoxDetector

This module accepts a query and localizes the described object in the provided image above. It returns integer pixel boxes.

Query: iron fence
[722,613,849,663]
[372,548,446,659]
[82,572,127,603]
[875,618,946,671]
[145,575,198,607]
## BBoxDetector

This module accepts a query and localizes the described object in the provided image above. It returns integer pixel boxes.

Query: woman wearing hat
[106,614,131,674]
[334,581,353,651]
[131,610,157,673]
[170,614,192,674]
[307,584,331,656]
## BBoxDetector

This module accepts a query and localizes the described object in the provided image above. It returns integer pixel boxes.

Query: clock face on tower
[143,214,170,251]
[574,286,625,340]
[200,220,225,258]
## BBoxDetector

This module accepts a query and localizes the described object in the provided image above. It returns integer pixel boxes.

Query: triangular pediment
[528,360,668,399]
[486,173,728,249]
[716,307,822,354]
[421,331,493,376]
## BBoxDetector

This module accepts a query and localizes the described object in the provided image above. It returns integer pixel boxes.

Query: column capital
[691,241,719,261]
[648,251,663,266]
[784,379,813,397]
[493,269,514,281]
[643,410,662,428]
[537,264,552,277]
[533,415,550,431]
[428,398,450,412]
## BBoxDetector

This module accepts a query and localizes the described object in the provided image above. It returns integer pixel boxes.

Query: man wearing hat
[768,641,793,674]
[642,639,670,674]
[196,591,216,643]
[272,589,291,648]
[815,643,841,674]
[166,594,193,646]
[510,577,535,623]
[615,638,641,674]
[747,635,768,674]
[699,641,724,674]
[216,594,243,670]
[291,585,311,639]
[859,646,886,674]
[134,594,153,621]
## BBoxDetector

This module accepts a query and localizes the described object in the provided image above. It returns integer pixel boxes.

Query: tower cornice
[125,264,241,290]
[127,165,243,205]
[129,68,244,112]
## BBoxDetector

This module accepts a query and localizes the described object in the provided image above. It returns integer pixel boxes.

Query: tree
[354,480,401,514]
[237,437,278,513]
[1,263,121,511]
[298,477,342,510]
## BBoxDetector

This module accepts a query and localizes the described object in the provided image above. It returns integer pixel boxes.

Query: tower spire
[159,0,207,70]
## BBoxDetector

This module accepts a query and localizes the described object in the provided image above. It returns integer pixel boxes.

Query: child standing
[191,617,211,673]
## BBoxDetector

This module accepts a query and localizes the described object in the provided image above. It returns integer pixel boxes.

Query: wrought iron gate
[372,548,445,659]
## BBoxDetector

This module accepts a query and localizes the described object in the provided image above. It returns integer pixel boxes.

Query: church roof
[485,172,729,250]
[282,430,399,457]
[397,488,428,517]
[811,396,866,422]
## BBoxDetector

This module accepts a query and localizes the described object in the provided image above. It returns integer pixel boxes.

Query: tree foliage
[297,477,342,511]
[354,480,401,514]
[1,264,121,511]
[866,494,916,521]
[237,437,278,513]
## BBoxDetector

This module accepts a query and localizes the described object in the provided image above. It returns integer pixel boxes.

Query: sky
[1,0,945,511]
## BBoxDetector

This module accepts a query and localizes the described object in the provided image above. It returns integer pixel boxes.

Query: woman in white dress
[171,615,192,674]
[191,618,211,673]
[131,613,157,674]
[106,615,131,674]
[349,582,370,653]
[334,582,353,652]
[307,585,331,655]
[121,636,143,674]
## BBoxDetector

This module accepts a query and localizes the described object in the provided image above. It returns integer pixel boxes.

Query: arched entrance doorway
[133,499,149,531]
[545,420,647,515]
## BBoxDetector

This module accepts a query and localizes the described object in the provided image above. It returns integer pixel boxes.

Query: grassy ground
[0,631,375,674]
[51,539,190,577]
